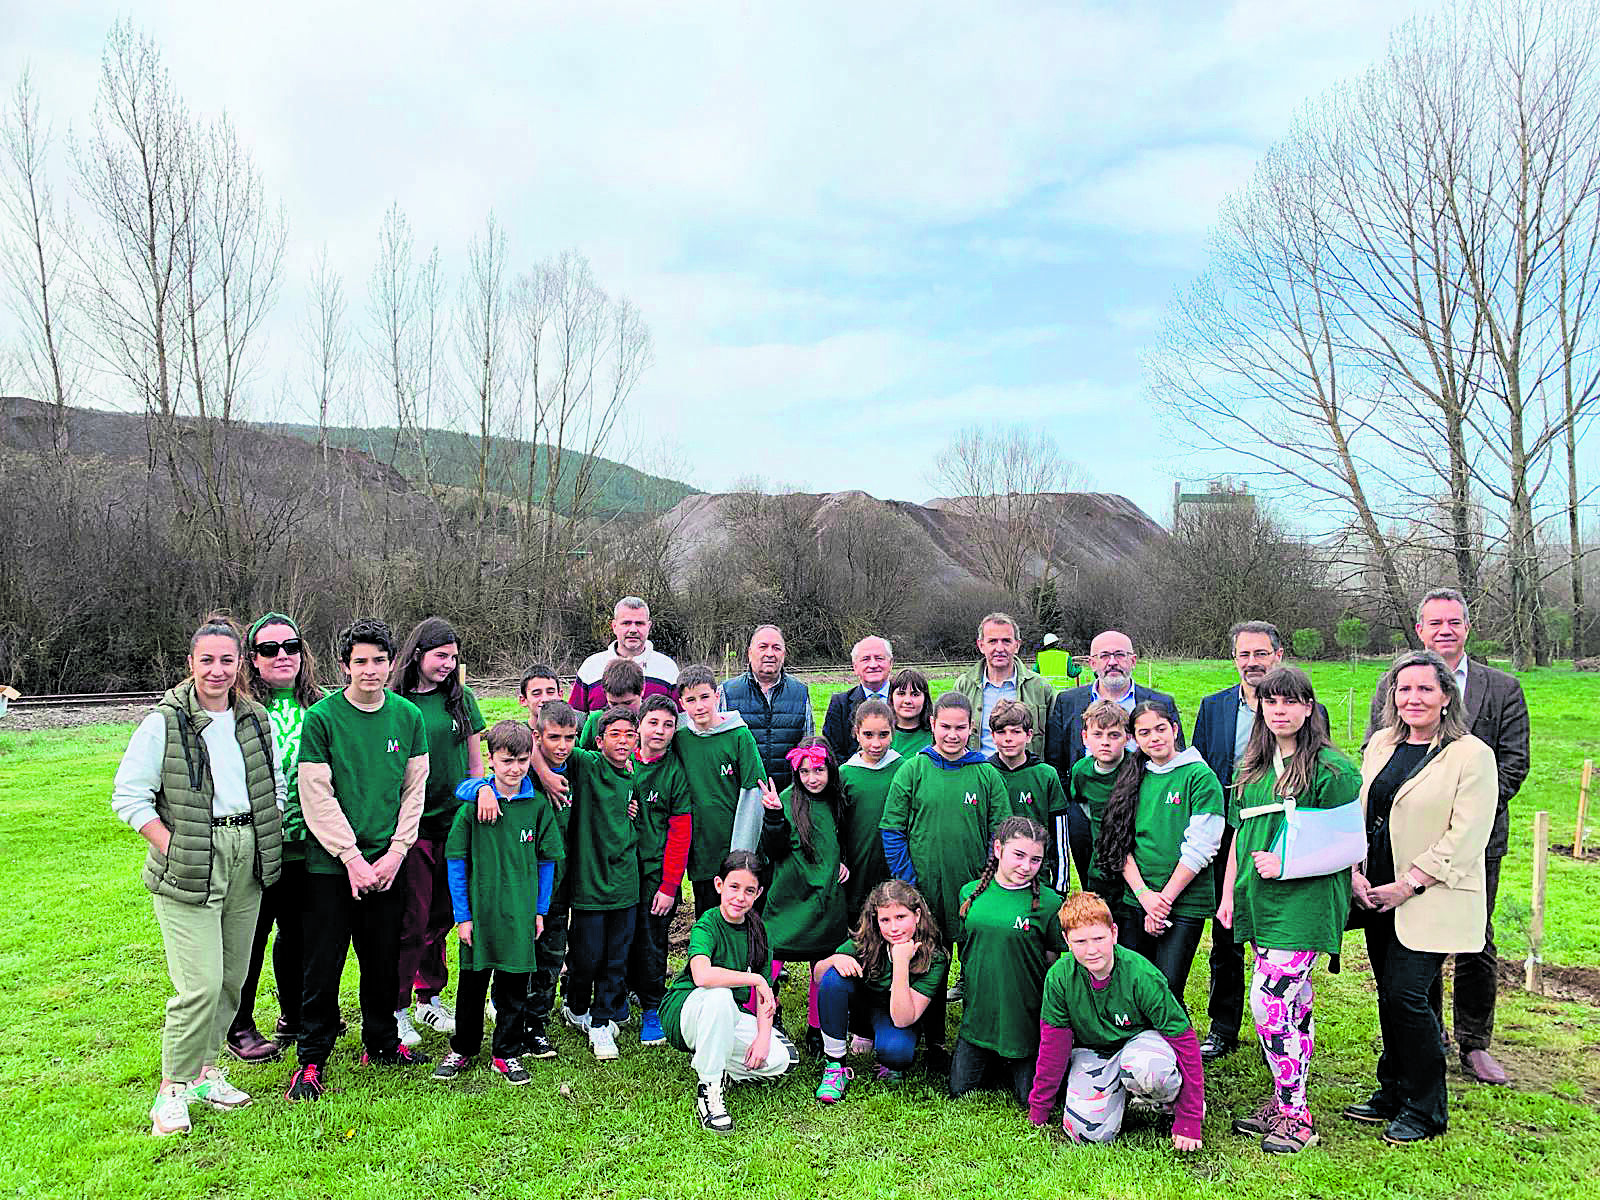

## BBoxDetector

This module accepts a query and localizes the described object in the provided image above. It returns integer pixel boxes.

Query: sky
[8,0,1431,525]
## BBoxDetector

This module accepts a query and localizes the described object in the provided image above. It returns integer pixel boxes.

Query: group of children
[149,613,1357,1156]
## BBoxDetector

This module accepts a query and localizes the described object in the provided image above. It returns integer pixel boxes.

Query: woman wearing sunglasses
[225,613,326,1061]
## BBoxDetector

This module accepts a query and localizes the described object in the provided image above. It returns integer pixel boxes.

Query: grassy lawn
[1,660,1595,1199]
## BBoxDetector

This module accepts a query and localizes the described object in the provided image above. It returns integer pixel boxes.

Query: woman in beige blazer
[1346,650,1496,1145]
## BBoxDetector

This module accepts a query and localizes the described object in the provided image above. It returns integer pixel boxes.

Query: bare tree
[302,243,350,466]
[457,211,511,530]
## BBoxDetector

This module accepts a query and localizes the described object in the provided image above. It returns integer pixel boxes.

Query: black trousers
[921,939,955,1052]
[1428,853,1503,1051]
[526,904,570,1034]
[949,1036,1036,1104]
[1117,906,1205,1002]
[692,879,719,919]
[1366,911,1449,1131]
[1205,826,1247,1041]
[232,856,306,1034]
[626,891,676,1012]
[1066,803,1095,892]
[452,967,532,1061]
[566,906,637,1024]
[299,871,403,1066]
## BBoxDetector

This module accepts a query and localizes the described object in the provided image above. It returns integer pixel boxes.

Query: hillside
[658,488,1168,588]
[262,421,698,515]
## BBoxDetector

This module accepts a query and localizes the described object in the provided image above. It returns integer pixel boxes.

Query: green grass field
[1,660,1596,1199]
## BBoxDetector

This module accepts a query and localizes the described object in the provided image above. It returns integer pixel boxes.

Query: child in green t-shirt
[433,721,564,1086]
[812,879,947,1102]
[1095,701,1224,1001]
[1218,666,1359,1154]
[577,656,643,750]
[1070,700,1130,894]
[987,699,1071,890]
[1028,892,1205,1153]
[628,695,693,1049]
[838,700,904,915]
[389,617,487,1046]
[660,851,795,1134]
[888,667,933,758]
[949,816,1067,1104]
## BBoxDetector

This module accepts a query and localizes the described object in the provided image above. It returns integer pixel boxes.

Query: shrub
[1292,627,1325,659]
[1336,616,1370,656]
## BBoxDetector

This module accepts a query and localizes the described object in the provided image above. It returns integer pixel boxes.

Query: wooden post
[1576,760,1593,858]
[1346,688,1355,742]
[1526,810,1550,992]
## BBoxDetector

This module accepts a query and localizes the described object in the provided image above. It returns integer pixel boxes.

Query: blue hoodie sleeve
[536,861,555,916]
[882,829,915,886]
[447,857,472,923]
[454,775,492,804]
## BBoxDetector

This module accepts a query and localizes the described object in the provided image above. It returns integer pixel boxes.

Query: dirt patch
[1497,957,1600,1007]
[1550,843,1600,863]
[667,902,697,953]
[2,704,150,732]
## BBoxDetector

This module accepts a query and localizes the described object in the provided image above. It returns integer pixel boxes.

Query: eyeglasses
[253,639,303,658]
[1091,651,1133,663]
[1235,649,1278,661]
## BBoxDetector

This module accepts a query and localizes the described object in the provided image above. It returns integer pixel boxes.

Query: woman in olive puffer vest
[110,614,285,1137]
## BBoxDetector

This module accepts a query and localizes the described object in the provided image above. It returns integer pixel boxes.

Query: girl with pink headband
[760,736,850,1058]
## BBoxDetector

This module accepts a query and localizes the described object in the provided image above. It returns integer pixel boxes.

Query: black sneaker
[361,1044,432,1067]
[493,1056,532,1085]
[1199,1032,1238,1062]
[525,1033,558,1060]
[1343,1092,1400,1125]
[804,1027,824,1058]
[285,1063,325,1101]
[697,1078,733,1134]
[432,1051,471,1081]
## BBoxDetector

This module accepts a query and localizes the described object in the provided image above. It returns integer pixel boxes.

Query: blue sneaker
[639,1009,666,1046]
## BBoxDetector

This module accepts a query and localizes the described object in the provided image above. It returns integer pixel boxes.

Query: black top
[1365,741,1430,886]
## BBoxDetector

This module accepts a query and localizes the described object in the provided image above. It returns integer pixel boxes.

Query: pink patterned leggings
[1249,947,1318,1121]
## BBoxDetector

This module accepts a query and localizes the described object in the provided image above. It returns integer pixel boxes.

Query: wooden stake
[1346,688,1355,742]
[1526,810,1550,993]
[1576,760,1593,859]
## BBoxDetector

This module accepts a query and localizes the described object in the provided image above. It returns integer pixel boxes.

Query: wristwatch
[1404,873,1427,896]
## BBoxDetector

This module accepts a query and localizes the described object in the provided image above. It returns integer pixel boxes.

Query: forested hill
[262,422,699,515]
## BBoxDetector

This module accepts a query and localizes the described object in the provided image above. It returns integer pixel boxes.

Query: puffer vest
[721,671,811,788]
[140,681,284,902]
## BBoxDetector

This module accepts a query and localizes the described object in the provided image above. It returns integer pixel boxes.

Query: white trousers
[680,988,795,1086]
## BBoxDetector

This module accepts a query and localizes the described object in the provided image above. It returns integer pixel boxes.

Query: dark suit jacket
[1044,684,1184,777]
[1193,684,1329,789]
[1364,658,1530,858]
[822,684,888,760]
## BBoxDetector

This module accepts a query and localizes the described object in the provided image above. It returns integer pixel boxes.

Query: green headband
[247,612,300,643]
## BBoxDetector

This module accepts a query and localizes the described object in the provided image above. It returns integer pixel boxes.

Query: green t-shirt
[839,752,905,917]
[265,688,312,857]
[1069,755,1122,895]
[1040,944,1190,1054]
[834,938,947,1000]
[892,727,933,758]
[762,786,848,961]
[298,690,427,876]
[880,751,1011,940]
[1228,747,1360,955]
[564,747,639,911]
[661,908,757,1051]
[1123,756,1225,920]
[444,784,566,973]
[955,879,1067,1058]
[674,723,767,881]
[992,756,1071,890]
[633,751,692,896]
[409,686,486,841]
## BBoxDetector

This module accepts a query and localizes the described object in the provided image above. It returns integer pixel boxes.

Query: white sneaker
[588,1020,619,1061]
[560,1005,591,1032]
[149,1082,191,1136]
[415,998,456,1034]
[395,1008,422,1047]
[188,1064,251,1110]
[696,1076,733,1133]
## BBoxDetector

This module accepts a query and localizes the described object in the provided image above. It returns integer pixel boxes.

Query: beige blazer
[1359,729,1498,954]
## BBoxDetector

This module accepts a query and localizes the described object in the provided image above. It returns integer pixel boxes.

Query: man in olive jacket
[951,612,1053,758]
[1364,588,1530,1086]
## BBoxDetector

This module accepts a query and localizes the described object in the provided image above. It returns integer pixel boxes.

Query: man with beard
[1044,630,1182,890]
[718,625,813,792]
[822,635,894,760]
[1190,621,1326,1062]
[570,597,679,714]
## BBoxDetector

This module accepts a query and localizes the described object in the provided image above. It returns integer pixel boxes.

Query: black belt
[211,814,253,827]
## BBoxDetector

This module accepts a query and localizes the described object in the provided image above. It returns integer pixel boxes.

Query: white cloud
[1062,143,1261,237]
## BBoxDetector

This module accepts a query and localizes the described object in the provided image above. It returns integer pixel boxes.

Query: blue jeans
[815,967,921,1069]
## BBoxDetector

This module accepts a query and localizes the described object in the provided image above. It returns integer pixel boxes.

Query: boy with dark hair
[556,705,642,1061]
[1071,701,1130,895]
[287,619,430,1101]
[518,666,562,714]
[988,699,1071,890]
[433,720,565,1085]
[579,657,646,749]
[628,694,693,1047]
[521,700,580,1059]
[673,664,770,917]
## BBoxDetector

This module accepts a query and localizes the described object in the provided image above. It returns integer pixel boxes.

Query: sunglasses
[253,639,303,658]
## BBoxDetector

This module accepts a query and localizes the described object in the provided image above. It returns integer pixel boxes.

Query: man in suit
[1044,629,1183,889]
[1365,588,1530,1086]
[821,635,893,760]
[1192,620,1326,1061]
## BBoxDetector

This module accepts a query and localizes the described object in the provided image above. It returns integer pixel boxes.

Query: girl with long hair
[888,668,933,757]
[838,699,904,917]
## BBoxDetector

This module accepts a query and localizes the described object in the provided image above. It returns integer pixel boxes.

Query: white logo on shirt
[1013,916,1032,931]
[387,739,401,754]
